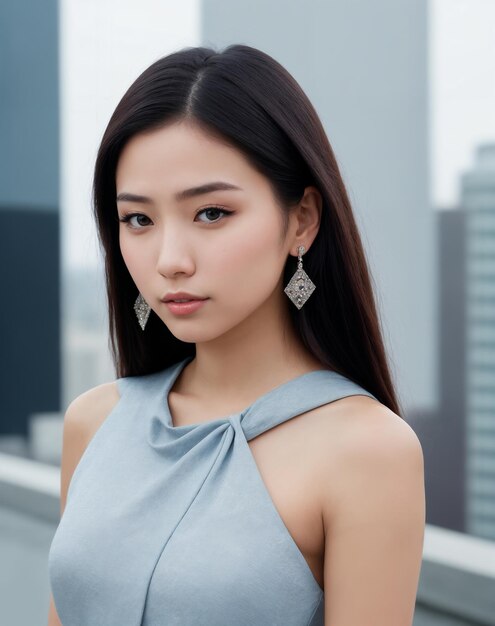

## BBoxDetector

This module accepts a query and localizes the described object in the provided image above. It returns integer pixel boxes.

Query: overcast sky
[61,0,495,269]
[430,0,495,209]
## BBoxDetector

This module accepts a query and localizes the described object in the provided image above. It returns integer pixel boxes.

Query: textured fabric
[48,355,378,625]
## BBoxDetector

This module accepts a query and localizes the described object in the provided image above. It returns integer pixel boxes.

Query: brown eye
[118,213,152,229]
[195,206,233,224]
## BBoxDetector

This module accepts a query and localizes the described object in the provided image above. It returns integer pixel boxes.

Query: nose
[155,228,195,278]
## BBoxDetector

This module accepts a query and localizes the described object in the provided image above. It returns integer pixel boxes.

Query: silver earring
[284,245,316,309]
[134,292,151,330]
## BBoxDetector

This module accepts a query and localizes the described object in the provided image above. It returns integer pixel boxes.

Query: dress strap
[240,369,378,441]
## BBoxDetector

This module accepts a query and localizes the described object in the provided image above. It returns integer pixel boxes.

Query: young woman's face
[116,119,296,344]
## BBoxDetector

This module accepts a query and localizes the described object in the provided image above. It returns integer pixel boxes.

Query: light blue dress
[48,355,377,625]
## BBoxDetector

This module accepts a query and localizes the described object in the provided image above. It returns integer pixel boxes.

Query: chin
[164,316,247,344]
[163,324,225,344]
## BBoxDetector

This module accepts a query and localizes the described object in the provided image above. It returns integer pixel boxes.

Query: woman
[48,44,425,626]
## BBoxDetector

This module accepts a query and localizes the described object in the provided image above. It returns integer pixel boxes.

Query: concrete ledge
[0,452,59,523]
[417,525,495,625]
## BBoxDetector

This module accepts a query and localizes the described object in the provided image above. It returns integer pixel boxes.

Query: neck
[174,294,325,405]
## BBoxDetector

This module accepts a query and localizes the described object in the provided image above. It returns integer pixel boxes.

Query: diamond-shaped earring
[284,245,316,309]
[134,292,151,330]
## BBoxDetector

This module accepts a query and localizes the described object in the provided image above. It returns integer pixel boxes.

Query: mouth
[163,298,209,315]
[161,293,209,303]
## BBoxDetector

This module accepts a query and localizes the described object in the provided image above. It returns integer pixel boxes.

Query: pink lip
[164,298,209,315]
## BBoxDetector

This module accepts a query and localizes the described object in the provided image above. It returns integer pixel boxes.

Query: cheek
[210,216,284,300]
[119,233,152,285]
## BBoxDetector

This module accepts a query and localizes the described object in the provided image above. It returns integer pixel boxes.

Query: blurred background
[1,0,494,624]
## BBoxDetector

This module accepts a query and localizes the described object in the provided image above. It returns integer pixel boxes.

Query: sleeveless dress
[48,355,378,626]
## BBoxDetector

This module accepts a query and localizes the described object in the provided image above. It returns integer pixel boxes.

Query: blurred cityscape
[1,0,494,625]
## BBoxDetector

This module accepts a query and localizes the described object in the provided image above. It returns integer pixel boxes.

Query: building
[462,143,495,540]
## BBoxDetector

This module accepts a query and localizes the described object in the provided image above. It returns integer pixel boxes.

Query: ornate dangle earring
[284,245,316,309]
[134,292,151,330]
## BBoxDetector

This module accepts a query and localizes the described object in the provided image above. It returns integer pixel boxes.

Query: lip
[163,299,208,315]
[161,291,208,303]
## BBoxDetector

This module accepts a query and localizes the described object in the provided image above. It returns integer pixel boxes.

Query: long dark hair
[92,43,403,418]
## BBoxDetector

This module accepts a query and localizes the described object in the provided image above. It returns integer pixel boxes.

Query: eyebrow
[116,181,243,204]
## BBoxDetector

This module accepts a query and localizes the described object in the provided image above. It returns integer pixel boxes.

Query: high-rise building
[462,143,495,540]
[411,206,467,532]
[0,0,61,446]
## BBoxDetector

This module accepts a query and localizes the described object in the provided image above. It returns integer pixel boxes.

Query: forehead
[115,120,264,194]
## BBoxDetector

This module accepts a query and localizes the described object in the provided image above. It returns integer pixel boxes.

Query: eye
[117,205,234,230]
[118,213,152,229]
[195,206,233,224]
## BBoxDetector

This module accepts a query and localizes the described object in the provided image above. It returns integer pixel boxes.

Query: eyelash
[118,206,233,229]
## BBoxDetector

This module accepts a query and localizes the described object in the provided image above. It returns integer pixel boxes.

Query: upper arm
[47,380,121,626]
[320,400,425,626]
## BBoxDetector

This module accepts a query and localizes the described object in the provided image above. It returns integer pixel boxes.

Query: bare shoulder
[315,394,420,446]
[65,380,121,440]
[59,381,121,516]
[312,396,425,625]
[312,394,424,512]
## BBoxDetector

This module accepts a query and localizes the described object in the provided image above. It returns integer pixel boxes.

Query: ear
[289,185,322,254]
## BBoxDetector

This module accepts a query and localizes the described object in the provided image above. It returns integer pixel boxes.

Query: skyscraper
[462,143,495,540]
[0,0,61,448]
